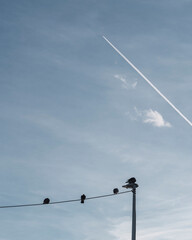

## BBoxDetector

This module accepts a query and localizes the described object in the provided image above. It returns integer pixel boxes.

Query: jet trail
[103,36,192,127]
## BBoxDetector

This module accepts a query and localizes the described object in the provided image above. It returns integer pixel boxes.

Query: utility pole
[123,178,138,240]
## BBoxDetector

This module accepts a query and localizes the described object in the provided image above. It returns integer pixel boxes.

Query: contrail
[103,36,192,127]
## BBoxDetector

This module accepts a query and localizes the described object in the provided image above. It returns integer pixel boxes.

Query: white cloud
[114,74,137,89]
[108,217,131,240]
[108,211,192,240]
[131,81,137,89]
[131,108,172,128]
[143,109,172,127]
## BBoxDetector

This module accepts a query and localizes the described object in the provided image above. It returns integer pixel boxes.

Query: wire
[0,190,132,209]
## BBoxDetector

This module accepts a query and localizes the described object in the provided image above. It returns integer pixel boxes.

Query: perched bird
[113,188,119,194]
[43,198,50,204]
[126,177,136,184]
[81,194,86,204]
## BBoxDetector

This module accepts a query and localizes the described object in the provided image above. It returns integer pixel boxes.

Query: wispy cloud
[108,208,192,240]
[104,36,192,127]
[131,81,137,89]
[114,74,137,89]
[127,107,172,128]
[143,109,172,127]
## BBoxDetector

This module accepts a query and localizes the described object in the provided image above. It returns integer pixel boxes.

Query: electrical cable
[0,190,132,209]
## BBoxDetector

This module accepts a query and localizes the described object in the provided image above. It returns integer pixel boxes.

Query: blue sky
[0,0,192,239]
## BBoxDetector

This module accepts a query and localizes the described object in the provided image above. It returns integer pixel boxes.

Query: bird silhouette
[81,194,86,204]
[43,198,50,204]
[113,188,119,194]
[126,177,136,184]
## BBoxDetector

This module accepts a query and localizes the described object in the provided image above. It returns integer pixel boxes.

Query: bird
[126,177,136,184]
[81,194,86,204]
[113,188,119,194]
[43,198,50,204]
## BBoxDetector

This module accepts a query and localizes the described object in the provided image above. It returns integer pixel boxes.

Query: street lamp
[122,178,139,240]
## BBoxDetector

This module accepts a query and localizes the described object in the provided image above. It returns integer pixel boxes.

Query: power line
[0,190,132,209]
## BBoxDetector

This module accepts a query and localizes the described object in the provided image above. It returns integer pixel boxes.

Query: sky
[0,0,192,239]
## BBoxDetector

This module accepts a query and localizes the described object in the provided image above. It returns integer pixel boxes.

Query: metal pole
[132,186,136,240]
[122,178,138,240]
